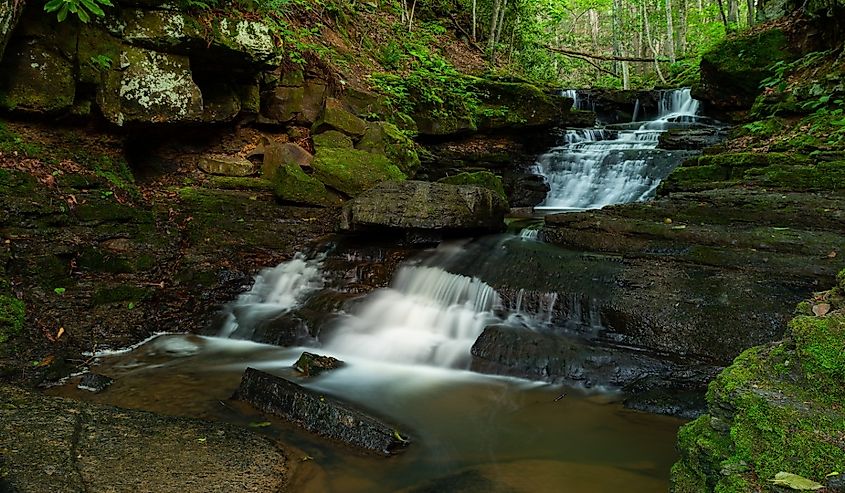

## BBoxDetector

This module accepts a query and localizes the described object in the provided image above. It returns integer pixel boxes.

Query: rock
[97,45,203,126]
[261,79,327,125]
[198,155,255,177]
[0,385,288,492]
[311,147,406,197]
[77,372,114,393]
[233,367,410,455]
[313,130,354,150]
[413,112,476,137]
[262,142,313,180]
[340,180,508,236]
[508,174,550,208]
[198,81,241,123]
[312,98,369,138]
[271,161,341,207]
[356,122,420,176]
[0,40,75,114]
[437,171,507,203]
[472,79,569,130]
[342,85,389,117]
[293,351,344,376]
[657,127,727,150]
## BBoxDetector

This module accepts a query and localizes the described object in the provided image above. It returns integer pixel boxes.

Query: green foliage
[0,295,25,345]
[43,0,113,23]
[89,55,113,72]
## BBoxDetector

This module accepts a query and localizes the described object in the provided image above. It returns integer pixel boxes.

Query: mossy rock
[744,161,845,190]
[0,295,24,344]
[438,171,507,203]
[470,79,566,130]
[311,147,406,197]
[271,162,341,207]
[205,176,275,191]
[313,130,354,150]
[92,285,152,305]
[0,40,75,114]
[355,122,420,176]
[312,98,368,138]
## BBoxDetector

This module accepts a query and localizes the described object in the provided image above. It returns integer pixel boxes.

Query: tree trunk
[678,0,688,56]
[612,0,622,73]
[472,0,477,41]
[727,0,739,24]
[665,0,677,63]
[746,0,755,26]
[488,0,501,60]
[644,2,668,84]
[495,0,508,44]
[0,0,26,62]
[716,0,730,28]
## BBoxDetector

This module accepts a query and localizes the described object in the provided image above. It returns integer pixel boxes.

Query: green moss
[313,130,354,150]
[271,162,340,207]
[743,161,845,191]
[92,285,152,305]
[77,248,133,274]
[356,122,420,176]
[0,295,25,344]
[311,147,406,197]
[698,29,794,97]
[438,171,508,203]
[790,315,845,400]
[205,176,275,191]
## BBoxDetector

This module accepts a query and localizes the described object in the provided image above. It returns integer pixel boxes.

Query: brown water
[50,334,685,493]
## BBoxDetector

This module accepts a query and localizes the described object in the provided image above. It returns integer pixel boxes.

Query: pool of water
[49,334,685,493]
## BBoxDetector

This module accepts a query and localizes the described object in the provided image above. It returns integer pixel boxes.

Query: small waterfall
[632,99,641,122]
[562,89,579,109]
[519,228,539,241]
[535,88,701,211]
[323,266,502,368]
[219,253,324,339]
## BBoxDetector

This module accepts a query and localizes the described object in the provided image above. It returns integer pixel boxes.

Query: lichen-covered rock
[97,45,203,126]
[313,98,368,138]
[312,147,406,197]
[340,180,508,234]
[198,155,255,176]
[437,171,507,203]
[0,41,75,113]
[271,161,341,207]
[313,130,354,150]
[0,0,26,62]
[356,122,420,176]
[262,142,313,180]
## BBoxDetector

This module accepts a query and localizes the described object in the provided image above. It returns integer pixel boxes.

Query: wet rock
[293,351,344,376]
[312,147,406,197]
[657,127,727,150]
[437,171,507,203]
[262,142,313,180]
[0,385,289,492]
[0,40,75,114]
[77,372,114,393]
[198,155,255,177]
[312,98,369,138]
[339,180,508,238]
[97,45,203,126]
[234,367,410,455]
[508,174,549,208]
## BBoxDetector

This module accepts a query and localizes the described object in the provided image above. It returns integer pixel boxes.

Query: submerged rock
[339,180,508,238]
[234,367,410,456]
[293,351,344,376]
[77,372,114,393]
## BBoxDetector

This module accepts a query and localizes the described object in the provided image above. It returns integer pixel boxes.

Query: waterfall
[535,88,701,211]
[218,253,324,339]
[323,265,502,368]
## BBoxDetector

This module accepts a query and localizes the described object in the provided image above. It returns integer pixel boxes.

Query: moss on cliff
[0,295,25,345]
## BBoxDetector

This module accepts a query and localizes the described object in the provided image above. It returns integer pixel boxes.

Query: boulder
[262,142,313,180]
[77,372,114,393]
[97,45,203,126]
[356,122,420,176]
[233,367,410,456]
[0,40,75,113]
[313,130,354,150]
[311,147,406,197]
[437,171,507,203]
[657,127,727,150]
[339,180,508,235]
[198,155,255,177]
[293,351,344,376]
[312,98,368,138]
[261,79,327,125]
[342,86,389,117]
[271,161,341,207]
[472,79,569,131]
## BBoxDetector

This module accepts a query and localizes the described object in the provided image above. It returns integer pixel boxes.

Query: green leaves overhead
[43,0,114,23]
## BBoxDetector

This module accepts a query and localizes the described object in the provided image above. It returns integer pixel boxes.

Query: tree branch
[541,44,678,63]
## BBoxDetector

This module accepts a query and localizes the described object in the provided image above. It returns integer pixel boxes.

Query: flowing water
[48,89,710,492]
[535,88,701,211]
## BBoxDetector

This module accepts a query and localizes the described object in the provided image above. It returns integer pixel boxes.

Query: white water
[218,253,324,339]
[323,265,502,368]
[536,88,701,211]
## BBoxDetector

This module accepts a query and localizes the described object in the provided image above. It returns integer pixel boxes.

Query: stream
[49,88,713,492]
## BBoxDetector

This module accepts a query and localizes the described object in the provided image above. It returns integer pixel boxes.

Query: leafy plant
[89,55,113,72]
[53,287,66,295]
[44,0,114,23]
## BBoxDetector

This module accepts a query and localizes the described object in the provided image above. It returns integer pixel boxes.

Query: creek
[50,88,714,492]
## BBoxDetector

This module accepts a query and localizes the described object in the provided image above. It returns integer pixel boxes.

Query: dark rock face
[564,89,663,123]
[234,368,410,455]
[293,351,344,376]
[77,372,114,393]
[339,181,508,239]
[657,127,728,150]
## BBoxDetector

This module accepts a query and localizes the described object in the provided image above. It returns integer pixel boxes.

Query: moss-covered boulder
[340,180,508,235]
[261,78,327,125]
[693,28,797,113]
[0,294,24,345]
[0,40,75,113]
[438,171,507,203]
[312,98,369,138]
[262,142,313,181]
[671,283,845,492]
[97,45,203,126]
[271,161,340,207]
[311,147,406,197]
[313,130,354,150]
[472,79,569,130]
[355,122,420,176]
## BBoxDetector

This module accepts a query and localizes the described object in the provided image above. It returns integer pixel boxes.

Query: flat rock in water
[198,155,255,176]
[234,367,410,456]
[77,372,114,393]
